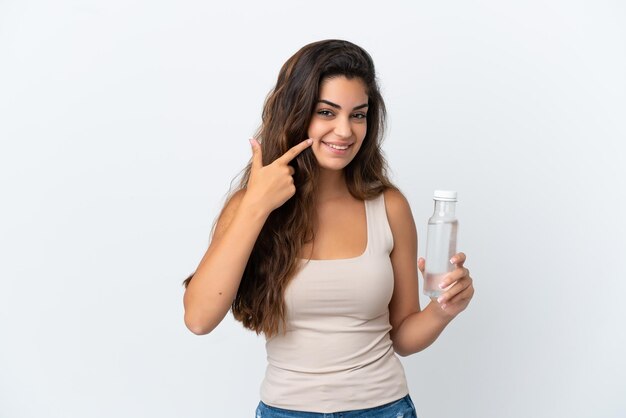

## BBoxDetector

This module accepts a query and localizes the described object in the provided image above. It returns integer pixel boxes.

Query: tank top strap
[364,193,394,256]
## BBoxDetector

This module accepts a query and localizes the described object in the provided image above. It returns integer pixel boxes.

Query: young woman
[183,39,474,417]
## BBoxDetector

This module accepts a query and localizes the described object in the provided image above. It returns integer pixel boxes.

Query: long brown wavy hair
[184,39,396,337]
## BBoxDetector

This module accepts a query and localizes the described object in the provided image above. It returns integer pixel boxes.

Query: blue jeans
[255,394,418,418]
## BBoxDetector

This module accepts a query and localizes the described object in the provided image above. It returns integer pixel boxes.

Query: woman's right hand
[242,137,313,215]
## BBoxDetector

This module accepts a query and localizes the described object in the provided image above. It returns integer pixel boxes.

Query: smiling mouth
[322,141,352,150]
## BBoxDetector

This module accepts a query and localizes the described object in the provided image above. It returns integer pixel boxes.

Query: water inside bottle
[424,219,458,298]
[424,272,447,298]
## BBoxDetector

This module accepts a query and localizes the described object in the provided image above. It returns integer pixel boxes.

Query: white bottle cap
[433,190,457,201]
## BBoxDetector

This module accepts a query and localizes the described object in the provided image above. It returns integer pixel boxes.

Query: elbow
[393,342,411,357]
[391,331,409,357]
[182,292,230,335]
[186,324,211,336]
[184,313,215,336]
[393,339,428,357]
[392,335,418,357]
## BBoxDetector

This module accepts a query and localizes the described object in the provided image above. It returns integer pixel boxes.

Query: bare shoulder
[383,188,415,231]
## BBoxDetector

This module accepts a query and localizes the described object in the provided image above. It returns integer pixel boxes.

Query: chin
[315,158,355,172]
[310,144,362,173]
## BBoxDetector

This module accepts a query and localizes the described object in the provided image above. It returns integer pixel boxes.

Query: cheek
[357,124,367,140]
[307,121,330,139]
[354,124,367,145]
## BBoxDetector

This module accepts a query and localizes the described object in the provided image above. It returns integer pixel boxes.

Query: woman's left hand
[418,252,474,319]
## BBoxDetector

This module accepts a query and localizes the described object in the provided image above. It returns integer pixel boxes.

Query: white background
[1,1,625,417]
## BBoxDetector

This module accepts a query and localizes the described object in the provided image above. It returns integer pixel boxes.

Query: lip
[321,140,354,155]
[322,140,353,147]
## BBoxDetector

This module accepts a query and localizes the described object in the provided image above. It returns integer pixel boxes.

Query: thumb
[418,257,425,274]
[249,137,263,169]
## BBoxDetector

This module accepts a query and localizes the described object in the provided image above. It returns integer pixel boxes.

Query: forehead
[318,76,368,101]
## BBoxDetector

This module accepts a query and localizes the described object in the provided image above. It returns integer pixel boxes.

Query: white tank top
[260,193,409,413]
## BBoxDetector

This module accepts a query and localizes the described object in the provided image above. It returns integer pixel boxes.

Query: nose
[333,116,352,139]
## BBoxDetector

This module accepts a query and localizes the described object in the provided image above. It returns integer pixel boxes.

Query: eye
[352,112,367,120]
[317,109,334,117]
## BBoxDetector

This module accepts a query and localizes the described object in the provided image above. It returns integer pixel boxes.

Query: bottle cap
[433,190,457,201]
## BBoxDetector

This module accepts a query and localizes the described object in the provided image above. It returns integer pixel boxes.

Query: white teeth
[325,143,349,150]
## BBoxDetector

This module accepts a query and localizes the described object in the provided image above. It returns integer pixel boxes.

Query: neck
[316,168,349,202]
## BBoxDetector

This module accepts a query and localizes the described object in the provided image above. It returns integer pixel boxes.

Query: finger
[249,137,263,169]
[417,257,425,274]
[442,281,474,308]
[288,165,295,176]
[278,138,313,164]
[438,274,472,304]
[449,252,466,267]
[440,267,469,289]
[437,277,472,305]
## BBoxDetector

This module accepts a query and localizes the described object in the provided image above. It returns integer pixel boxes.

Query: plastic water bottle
[423,190,458,298]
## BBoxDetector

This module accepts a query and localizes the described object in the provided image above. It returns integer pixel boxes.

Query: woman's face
[307,76,368,173]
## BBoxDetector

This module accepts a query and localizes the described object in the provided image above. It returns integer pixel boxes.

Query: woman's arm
[183,138,312,335]
[183,190,267,335]
[385,189,474,356]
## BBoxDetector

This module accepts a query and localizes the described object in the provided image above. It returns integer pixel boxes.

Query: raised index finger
[277,139,313,164]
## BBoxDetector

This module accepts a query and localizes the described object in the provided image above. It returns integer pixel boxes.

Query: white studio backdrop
[1,1,624,417]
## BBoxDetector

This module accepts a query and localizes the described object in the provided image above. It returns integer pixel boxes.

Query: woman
[182,39,474,417]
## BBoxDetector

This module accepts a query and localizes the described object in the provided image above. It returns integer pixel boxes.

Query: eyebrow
[318,99,369,110]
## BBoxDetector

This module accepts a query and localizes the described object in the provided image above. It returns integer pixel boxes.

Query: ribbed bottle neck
[433,200,456,217]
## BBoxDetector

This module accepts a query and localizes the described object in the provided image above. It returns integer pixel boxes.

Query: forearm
[392,301,454,357]
[183,199,268,335]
